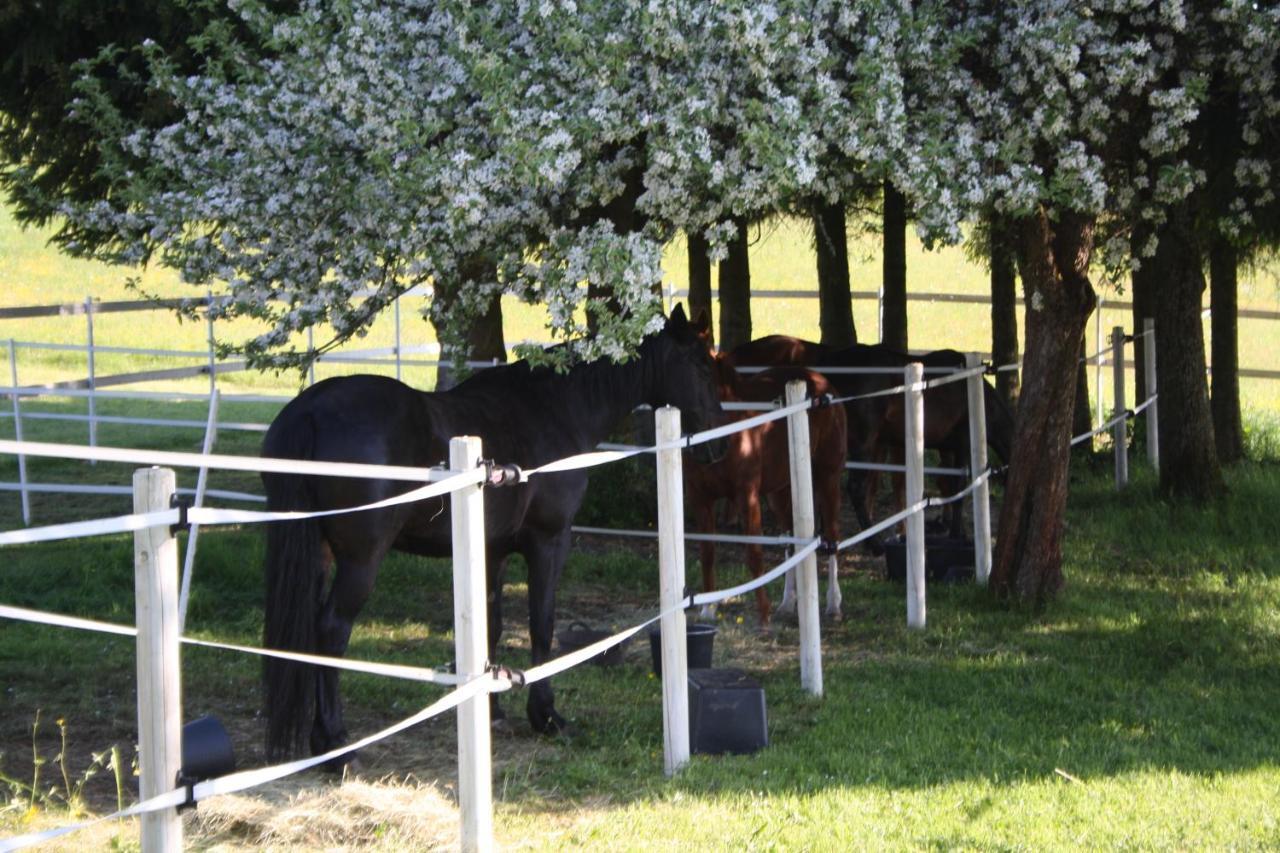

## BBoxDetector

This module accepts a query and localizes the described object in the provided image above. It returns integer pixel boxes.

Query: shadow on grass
[2,464,1278,819]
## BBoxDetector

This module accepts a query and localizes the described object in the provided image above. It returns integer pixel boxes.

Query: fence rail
[1,316,1165,849]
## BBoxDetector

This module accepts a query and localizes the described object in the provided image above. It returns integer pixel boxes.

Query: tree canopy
[6,0,1279,598]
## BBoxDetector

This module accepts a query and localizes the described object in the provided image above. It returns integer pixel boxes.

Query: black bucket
[181,715,235,783]
[884,535,975,583]
[556,620,630,666]
[649,622,717,678]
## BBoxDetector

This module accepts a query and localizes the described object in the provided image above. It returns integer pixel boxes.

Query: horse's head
[648,304,727,464]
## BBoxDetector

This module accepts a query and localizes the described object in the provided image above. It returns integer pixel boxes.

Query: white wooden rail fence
[1,316,1163,850]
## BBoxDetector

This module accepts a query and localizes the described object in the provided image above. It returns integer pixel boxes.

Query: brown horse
[727,336,1013,551]
[687,330,847,624]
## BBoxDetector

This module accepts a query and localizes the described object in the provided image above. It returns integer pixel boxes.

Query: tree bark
[990,209,1097,606]
[1209,236,1244,464]
[881,180,908,351]
[717,217,752,352]
[687,229,714,345]
[814,199,857,347]
[990,214,1020,409]
[433,258,507,391]
[1150,207,1225,499]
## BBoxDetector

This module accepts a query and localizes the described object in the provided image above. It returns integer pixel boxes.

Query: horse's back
[264,374,439,469]
[727,335,830,368]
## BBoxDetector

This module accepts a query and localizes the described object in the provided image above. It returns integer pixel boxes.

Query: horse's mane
[447,341,581,392]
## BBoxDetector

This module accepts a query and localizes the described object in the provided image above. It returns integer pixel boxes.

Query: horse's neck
[714,357,745,403]
[536,354,653,449]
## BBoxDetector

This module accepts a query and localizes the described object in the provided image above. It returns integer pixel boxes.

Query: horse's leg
[523,527,572,734]
[771,491,798,619]
[742,491,771,626]
[848,452,884,556]
[818,473,844,620]
[943,447,968,540]
[486,553,510,726]
[310,554,380,763]
[887,444,909,538]
[693,496,719,620]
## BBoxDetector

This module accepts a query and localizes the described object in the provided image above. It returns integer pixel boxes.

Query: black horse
[815,344,1015,548]
[260,305,723,761]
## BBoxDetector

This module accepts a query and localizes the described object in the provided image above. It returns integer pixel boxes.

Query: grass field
[1,207,1279,849]
[1,461,1278,850]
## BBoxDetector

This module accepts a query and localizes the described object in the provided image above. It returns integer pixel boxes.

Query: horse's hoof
[774,602,798,623]
[825,607,844,622]
[528,706,569,737]
[319,751,360,775]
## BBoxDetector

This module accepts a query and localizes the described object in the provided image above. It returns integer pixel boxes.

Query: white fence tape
[0,438,451,483]
[572,524,802,547]
[0,604,462,685]
[687,538,821,609]
[0,467,484,546]
[0,673,504,853]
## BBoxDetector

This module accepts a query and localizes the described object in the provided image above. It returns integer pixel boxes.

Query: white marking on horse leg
[777,568,797,616]
[825,554,843,620]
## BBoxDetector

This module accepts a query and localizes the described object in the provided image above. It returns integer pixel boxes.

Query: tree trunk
[1071,333,1092,457]
[881,180,908,351]
[990,209,1097,606]
[717,217,752,352]
[1209,236,1244,464]
[990,214,1020,409]
[1130,222,1157,405]
[687,229,714,345]
[433,258,507,391]
[814,199,856,347]
[1151,207,1224,499]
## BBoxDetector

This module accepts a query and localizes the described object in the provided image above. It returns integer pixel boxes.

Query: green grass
[2,462,1279,848]
[2,206,1280,847]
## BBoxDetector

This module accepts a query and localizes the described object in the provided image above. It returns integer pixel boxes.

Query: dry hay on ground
[189,776,459,851]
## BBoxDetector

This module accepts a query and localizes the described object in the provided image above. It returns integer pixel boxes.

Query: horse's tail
[261,416,324,760]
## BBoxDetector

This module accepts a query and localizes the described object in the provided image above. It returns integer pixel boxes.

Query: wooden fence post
[85,296,97,459]
[1112,326,1128,489]
[904,363,926,630]
[133,467,183,852]
[964,353,992,586]
[394,297,403,382]
[178,390,220,633]
[1144,318,1159,473]
[8,339,30,525]
[450,436,493,852]
[1094,307,1104,431]
[785,380,822,697]
[307,328,317,387]
[655,406,690,776]
[205,289,217,399]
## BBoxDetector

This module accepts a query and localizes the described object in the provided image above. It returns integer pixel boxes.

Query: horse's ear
[666,303,690,338]
[692,308,710,336]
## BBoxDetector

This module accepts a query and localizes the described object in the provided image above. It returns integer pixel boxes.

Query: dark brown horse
[686,329,846,624]
[728,336,1013,551]
[259,306,724,761]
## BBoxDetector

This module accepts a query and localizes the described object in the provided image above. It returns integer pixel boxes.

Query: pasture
[1,206,1280,849]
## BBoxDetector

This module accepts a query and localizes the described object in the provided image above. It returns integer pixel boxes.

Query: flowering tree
[29,0,1279,600]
